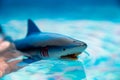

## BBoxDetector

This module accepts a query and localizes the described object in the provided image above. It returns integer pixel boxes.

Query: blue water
[0,0,120,80]
[0,19,120,80]
[1,60,86,80]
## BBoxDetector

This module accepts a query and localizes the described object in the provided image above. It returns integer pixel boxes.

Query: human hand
[0,39,23,77]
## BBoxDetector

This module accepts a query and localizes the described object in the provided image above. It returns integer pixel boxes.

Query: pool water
[1,19,120,80]
[1,60,86,80]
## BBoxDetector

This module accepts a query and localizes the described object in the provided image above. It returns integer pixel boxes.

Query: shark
[1,19,87,63]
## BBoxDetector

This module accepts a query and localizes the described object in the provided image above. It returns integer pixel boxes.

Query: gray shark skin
[13,19,87,62]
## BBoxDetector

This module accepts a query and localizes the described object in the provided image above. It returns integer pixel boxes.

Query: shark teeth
[60,53,80,60]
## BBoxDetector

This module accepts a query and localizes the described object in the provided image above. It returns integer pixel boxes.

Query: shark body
[1,19,87,63]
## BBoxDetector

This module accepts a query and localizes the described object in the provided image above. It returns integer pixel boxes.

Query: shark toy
[1,19,87,63]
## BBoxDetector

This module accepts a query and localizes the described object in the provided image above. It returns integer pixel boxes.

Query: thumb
[0,41,10,52]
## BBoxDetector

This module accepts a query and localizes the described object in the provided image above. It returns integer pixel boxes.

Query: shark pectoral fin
[26,19,42,36]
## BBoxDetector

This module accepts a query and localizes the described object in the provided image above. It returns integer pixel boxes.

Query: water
[0,19,120,80]
[1,60,86,80]
[1,0,120,79]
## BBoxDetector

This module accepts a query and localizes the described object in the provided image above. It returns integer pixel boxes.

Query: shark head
[46,38,87,60]
[15,19,87,61]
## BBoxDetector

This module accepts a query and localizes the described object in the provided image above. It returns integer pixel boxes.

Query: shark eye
[63,48,66,51]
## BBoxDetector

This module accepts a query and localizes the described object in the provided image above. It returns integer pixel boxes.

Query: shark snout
[79,42,87,48]
[73,40,87,47]
[72,41,87,52]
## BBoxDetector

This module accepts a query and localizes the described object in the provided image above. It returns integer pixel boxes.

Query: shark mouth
[60,53,81,60]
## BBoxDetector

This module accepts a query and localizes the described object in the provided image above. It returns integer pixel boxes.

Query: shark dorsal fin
[27,19,41,36]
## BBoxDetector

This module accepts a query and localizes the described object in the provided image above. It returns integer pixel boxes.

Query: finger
[4,60,22,75]
[0,41,10,52]
[9,50,23,57]
[8,43,16,50]
[0,71,3,77]
[0,50,24,62]
[0,59,8,77]
[0,38,4,43]
[8,59,22,67]
[7,60,22,72]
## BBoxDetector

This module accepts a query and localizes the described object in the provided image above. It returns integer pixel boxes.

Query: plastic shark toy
[1,19,87,63]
